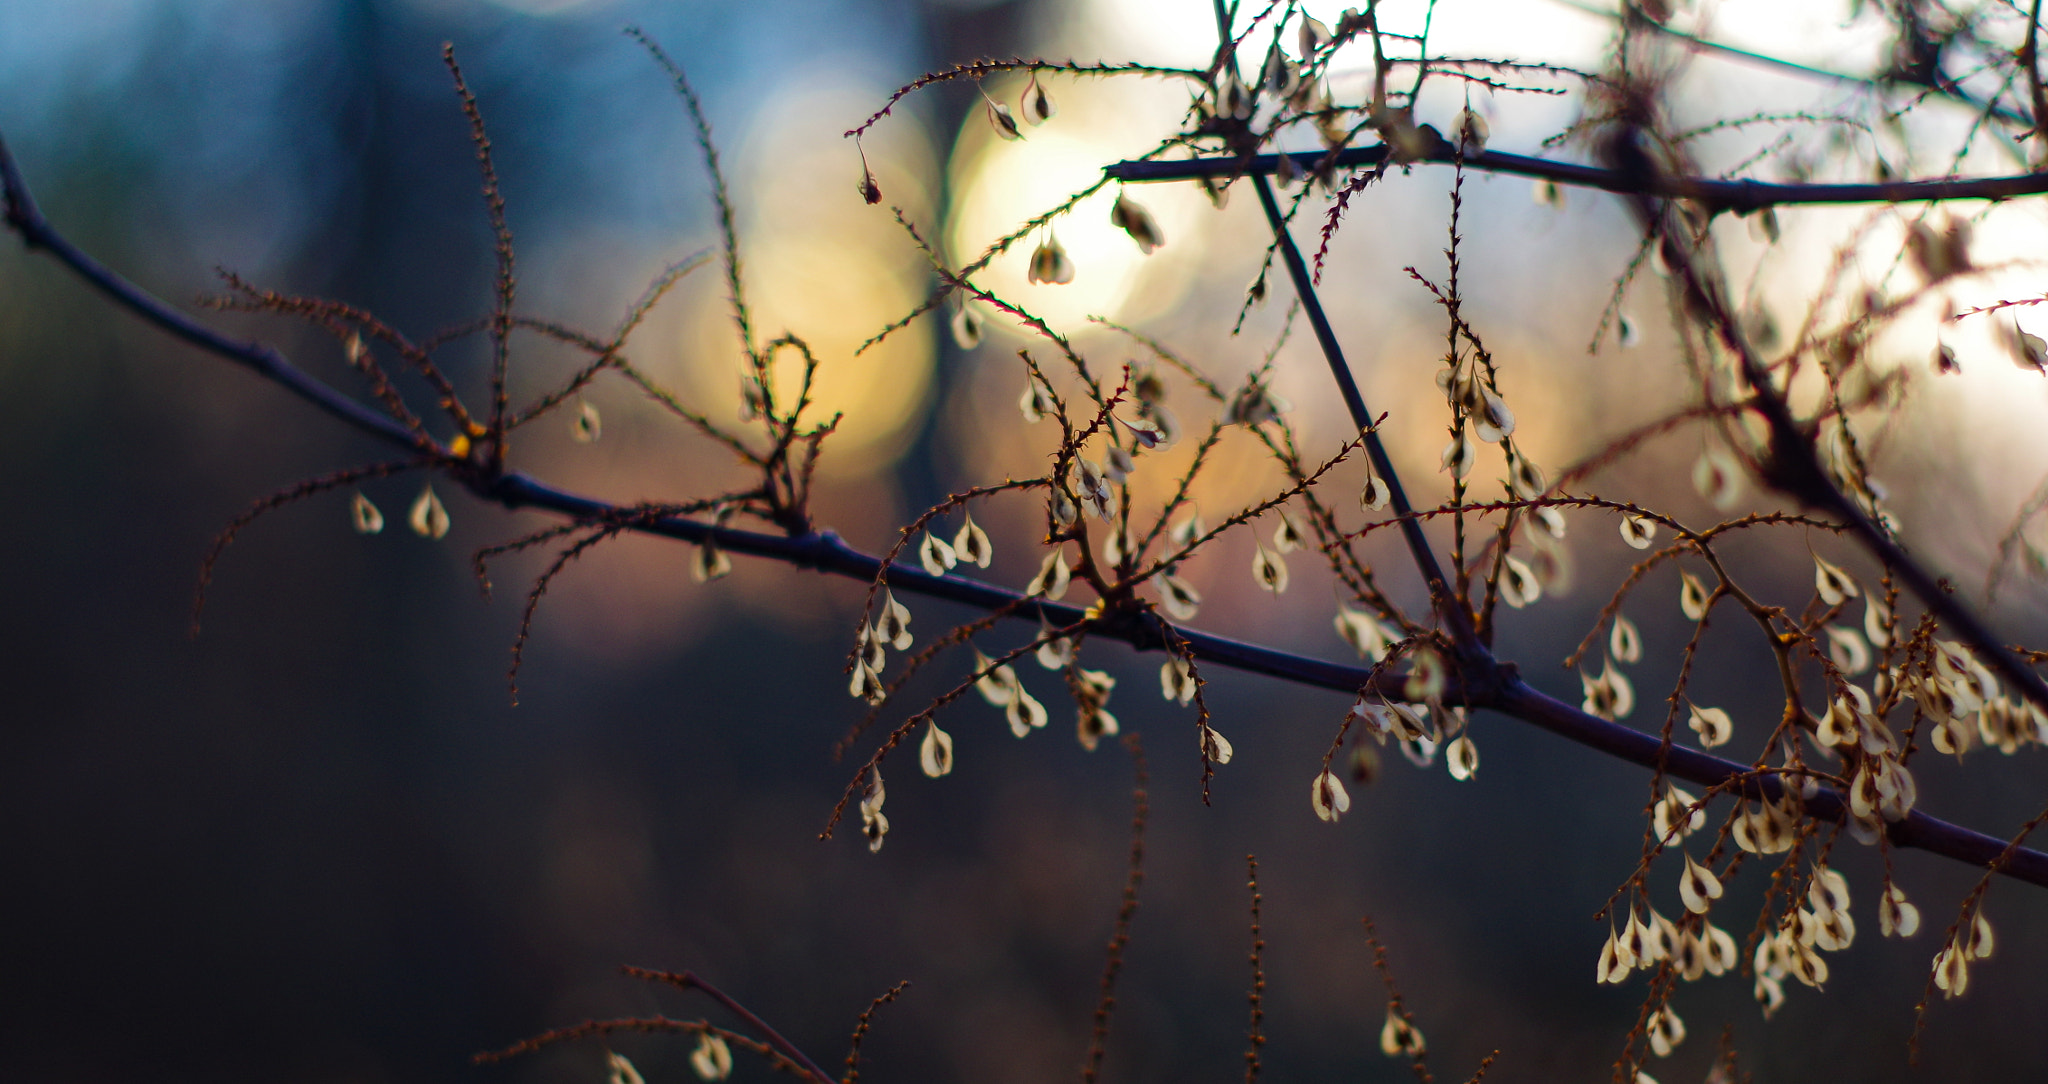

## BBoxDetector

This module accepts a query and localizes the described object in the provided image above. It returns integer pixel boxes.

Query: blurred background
[3,0,2048,1081]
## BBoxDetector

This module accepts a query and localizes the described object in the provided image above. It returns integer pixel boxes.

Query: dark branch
[7,130,2047,890]
[1109,144,2048,213]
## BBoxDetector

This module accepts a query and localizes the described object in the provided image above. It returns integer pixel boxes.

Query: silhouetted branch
[1108,144,2048,212]
[6,123,2047,890]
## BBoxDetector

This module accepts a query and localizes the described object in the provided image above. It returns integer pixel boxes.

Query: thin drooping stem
[624,967,836,1084]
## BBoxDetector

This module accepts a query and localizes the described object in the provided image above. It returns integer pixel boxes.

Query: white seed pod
[1160,656,1197,705]
[1027,234,1075,285]
[1445,735,1479,780]
[920,531,958,576]
[692,541,731,583]
[1619,513,1656,550]
[1006,684,1047,737]
[920,721,955,778]
[1379,1007,1425,1057]
[1814,554,1860,607]
[1272,508,1307,554]
[1678,571,1710,621]
[874,589,913,650]
[1688,703,1732,747]
[1311,769,1351,822]
[951,302,984,350]
[1359,469,1390,512]
[1251,541,1289,594]
[1076,705,1119,751]
[1158,571,1202,621]
[1679,853,1724,914]
[1020,72,1056,125]
[350,491,384,534]
[1199,724,1233,765]
[1500,555,1541,609]
[1880,884,1921,938]
[1610,614,1643,663]
[409,484,450,540]
[953,512,993,568]
[573,399,601,443]
[689,1033,732,1081]
[986,97,1022,141]
[1026,547,1071,600]
[1109,191,1165,254]
[1693,447,1744,510]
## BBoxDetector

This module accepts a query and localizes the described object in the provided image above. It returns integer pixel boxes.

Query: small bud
[343,330,367,366]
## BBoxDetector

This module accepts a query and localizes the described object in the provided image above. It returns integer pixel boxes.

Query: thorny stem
[624,967,835,1084]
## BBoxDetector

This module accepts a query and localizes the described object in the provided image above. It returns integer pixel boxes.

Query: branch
[7,132,2047,890]
[1248,172,1472,646]
[1107,144,2048,212]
